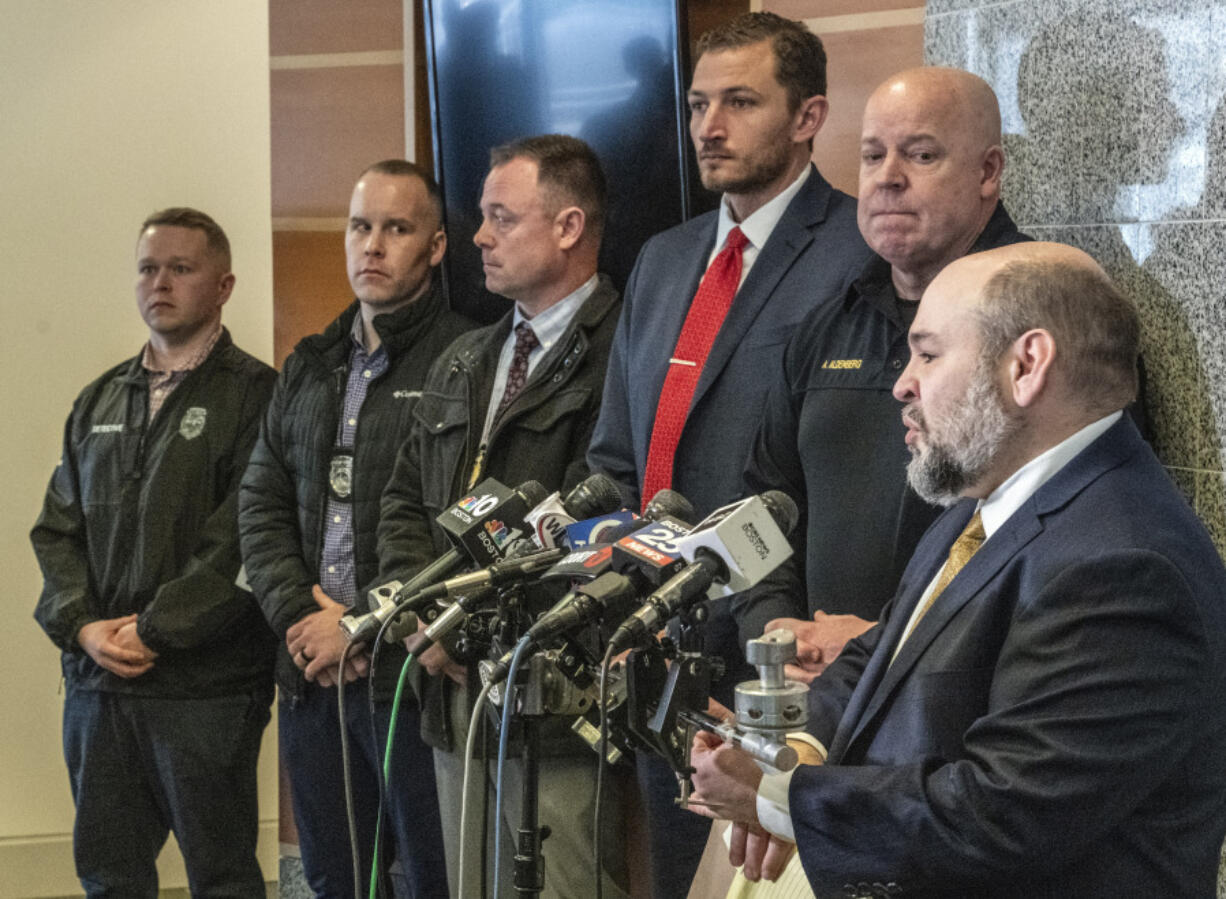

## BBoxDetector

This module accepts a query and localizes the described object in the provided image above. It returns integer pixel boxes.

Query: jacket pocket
[414,390,469,436]
[413,390,471,510]
[512,386,591,433]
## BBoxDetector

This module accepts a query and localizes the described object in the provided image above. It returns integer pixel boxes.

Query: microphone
[482,571,639,687]
[546,487,697,582]
[564,472,626,520]
[609,514,690,587]
[606,491,798,653]
[436,478,550,567]
[643,488,694,524]
[340,479,548,644]
[485,495,699,680]
[401,474,625,651]
[523,472,625,549]
[482,488,705,682]
[417,546,568,605]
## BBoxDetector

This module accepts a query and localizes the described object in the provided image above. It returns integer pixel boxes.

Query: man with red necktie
[586,12,870,897]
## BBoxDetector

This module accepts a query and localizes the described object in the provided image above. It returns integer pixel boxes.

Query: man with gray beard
[689,243,1226,897]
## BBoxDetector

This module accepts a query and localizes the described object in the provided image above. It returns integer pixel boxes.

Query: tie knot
[962,511,986,543]
[514,321,539,352]
[725,226,748,252]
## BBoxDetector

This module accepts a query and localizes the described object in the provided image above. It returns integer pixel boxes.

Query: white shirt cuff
[754,732,826,843]
[756,768,796,842]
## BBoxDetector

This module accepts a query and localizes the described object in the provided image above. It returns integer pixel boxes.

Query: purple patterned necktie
[495,321,539,418]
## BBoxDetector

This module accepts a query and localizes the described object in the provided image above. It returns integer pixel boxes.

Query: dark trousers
[62,685,271,899]
[637,750,711,899]
[279,681,448,899]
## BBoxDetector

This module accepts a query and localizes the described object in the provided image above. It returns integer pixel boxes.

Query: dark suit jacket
[587,164,870,520]
[791,416,1226,897]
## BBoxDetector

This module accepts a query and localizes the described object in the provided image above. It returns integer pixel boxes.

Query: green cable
[369,651,415,899]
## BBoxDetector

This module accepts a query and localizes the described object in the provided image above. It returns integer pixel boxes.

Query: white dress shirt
[479,273,599,447]
[709,165,811,287]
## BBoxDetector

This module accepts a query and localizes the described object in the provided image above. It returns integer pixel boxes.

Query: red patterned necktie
[496,321,539,418]
[640,226,748,510]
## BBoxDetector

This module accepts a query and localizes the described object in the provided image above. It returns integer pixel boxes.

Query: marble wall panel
[1201,473,1226,562]
[927,0,1226,559]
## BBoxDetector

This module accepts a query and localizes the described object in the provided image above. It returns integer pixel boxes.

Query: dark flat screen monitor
[423,0,703,321]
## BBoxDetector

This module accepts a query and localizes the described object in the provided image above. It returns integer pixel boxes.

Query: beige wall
[0,3,277,896]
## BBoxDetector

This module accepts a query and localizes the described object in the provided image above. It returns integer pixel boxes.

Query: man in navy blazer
[689,242,1226,897]
[586,12,870,894]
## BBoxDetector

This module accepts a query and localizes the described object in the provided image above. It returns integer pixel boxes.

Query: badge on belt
[329,449,354,501]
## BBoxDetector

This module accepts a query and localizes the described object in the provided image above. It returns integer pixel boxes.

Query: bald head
[970,242,1139,415]
[875,67,1002,151]
[896,242,1138,501]
[859,66,1006,298]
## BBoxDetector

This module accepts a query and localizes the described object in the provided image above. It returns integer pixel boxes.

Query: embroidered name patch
[821,359,862,370]
[91,423,123,434]
[392,389,422,400]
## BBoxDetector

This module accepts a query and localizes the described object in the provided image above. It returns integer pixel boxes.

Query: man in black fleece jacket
[240,161,472,898]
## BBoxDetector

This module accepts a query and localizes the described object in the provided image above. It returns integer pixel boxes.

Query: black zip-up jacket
[32,330,277,697]
[377,275,621,750]
[239,280,474,700]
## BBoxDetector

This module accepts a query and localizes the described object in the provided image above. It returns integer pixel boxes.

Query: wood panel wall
[760,0,925,196]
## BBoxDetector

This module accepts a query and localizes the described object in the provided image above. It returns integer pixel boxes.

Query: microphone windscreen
[564,472,625,519]
[516,480,550,508]
[644,488,694,524]
[760,490,800,536]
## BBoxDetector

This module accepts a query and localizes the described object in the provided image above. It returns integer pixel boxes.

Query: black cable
[336,641,363,899]
[593,643,616,899]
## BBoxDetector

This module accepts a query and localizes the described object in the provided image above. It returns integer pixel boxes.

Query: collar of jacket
[295,274,450,372]
[844,201,1028,322]
[117,327,237,385]
[773,162,837,233]
[450,273,619,375]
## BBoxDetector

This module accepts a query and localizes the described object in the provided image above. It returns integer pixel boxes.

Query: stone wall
[926,0,1226,561]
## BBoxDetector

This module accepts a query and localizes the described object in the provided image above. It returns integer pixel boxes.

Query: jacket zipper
[312,364,347,566]
[450,357,480,493]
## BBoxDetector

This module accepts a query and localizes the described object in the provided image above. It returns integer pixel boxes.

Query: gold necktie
[899,511,985,648]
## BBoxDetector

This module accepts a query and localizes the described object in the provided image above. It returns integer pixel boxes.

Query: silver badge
[179,407,207,440]
[330,454,353,499]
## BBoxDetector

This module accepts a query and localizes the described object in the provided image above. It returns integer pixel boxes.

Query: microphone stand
[512,715,549,896]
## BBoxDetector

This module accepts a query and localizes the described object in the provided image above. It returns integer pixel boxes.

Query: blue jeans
[279,681,447,899]
[62,685,271,898]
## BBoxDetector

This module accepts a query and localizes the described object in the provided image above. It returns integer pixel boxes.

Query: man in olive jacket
[239,161,471,897]
[32,208,276,896]
[378,135,626,898]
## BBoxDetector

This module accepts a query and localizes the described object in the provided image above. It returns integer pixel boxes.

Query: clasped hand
[286,585,369,687]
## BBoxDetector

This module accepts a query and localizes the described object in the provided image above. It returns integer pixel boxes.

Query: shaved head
[872,67,1002,152]
[858,66,1006,297]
